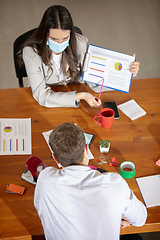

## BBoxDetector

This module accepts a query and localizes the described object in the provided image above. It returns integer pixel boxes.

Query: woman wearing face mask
[19,5,139,108]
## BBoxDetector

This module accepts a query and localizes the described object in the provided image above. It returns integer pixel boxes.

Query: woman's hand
[129,54,140,77]
[75,92,101,108]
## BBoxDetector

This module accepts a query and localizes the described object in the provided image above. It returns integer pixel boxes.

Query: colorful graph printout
[0,118,31,155]
[82,44,135,93]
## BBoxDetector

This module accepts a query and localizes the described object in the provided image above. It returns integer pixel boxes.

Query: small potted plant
[99,139,110,153]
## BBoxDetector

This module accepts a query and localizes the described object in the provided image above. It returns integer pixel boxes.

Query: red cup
[94,108,114,129]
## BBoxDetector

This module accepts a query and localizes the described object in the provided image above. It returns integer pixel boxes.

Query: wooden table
[0,78,160,239]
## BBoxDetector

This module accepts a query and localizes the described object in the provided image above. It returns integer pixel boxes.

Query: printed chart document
[82,44,135,93]
[136,174,160,208]
[42,130,94,167]
[0,118,31,155]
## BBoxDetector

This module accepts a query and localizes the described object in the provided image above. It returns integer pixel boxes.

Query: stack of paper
[118,99,146,120]
[136,174,160,208]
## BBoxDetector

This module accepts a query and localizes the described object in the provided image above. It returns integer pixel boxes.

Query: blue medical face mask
[47,38,69,53]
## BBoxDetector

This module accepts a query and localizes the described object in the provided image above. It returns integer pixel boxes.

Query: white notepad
[136,174,160,208]
[118,99,146,120]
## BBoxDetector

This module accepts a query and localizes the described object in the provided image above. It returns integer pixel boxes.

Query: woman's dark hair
[49,123,86,167]
[19,5,81,81]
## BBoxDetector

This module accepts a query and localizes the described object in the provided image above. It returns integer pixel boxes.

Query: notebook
[118,99,146,120]
[136,174,160,208]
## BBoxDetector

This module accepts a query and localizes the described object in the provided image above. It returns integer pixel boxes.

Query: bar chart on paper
[0,118,31,155]
[82,44,135,93]
[85,51,107,83]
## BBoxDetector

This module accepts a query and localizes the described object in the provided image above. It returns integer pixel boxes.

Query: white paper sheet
[83,44,135,93]
[136,174,160,208]
[0,118,31,155]
[42,130,94,168]
[118,99,146,120]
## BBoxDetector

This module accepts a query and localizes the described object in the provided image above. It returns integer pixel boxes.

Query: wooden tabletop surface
[0,78,160,239]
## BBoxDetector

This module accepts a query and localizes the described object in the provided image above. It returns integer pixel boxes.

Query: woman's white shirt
[52,53,66,84]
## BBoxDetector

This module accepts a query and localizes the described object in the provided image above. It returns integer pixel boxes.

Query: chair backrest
[13,26,83,87]
[13,28,37,87]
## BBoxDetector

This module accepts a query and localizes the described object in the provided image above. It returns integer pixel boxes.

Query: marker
[15,139,18,151]
[98,78,104,100]
[3,139,5,151]
[23,139,25,151]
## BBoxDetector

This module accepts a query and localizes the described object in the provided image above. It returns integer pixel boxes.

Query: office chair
[13,26,83,87]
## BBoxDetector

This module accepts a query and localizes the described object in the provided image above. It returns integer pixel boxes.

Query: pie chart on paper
[4,126,12,133]
[114,62,122,71]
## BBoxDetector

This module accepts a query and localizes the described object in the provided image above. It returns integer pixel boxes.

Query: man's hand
[121,217,131,229]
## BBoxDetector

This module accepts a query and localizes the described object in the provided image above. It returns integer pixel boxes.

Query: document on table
[0,118,31,155]
[82,44,135,93]
[42,130,94,167]
[136,174,160,208]
[118,99,146,120]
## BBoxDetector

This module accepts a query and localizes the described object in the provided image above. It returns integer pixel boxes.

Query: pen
[88,165,108,173]
[98,78,104,100]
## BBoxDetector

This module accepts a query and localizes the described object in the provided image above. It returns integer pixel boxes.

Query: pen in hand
[98,78,104,100]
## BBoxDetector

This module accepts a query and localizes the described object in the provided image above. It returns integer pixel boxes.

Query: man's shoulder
[38,166,60,180]
[100,172,125,182]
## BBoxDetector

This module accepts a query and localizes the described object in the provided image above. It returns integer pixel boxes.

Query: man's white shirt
[34,165,147,240]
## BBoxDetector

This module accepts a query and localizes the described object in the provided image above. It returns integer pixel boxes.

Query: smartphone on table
[104,101,120,119]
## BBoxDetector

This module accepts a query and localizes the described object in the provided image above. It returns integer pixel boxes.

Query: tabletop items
[118,99,146,120]
[99,139,110,153]
[6,183,25,195]
[136,174,160,208]
[94,108,115,129]
[0,118,31,155]
[0,78,160,238]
